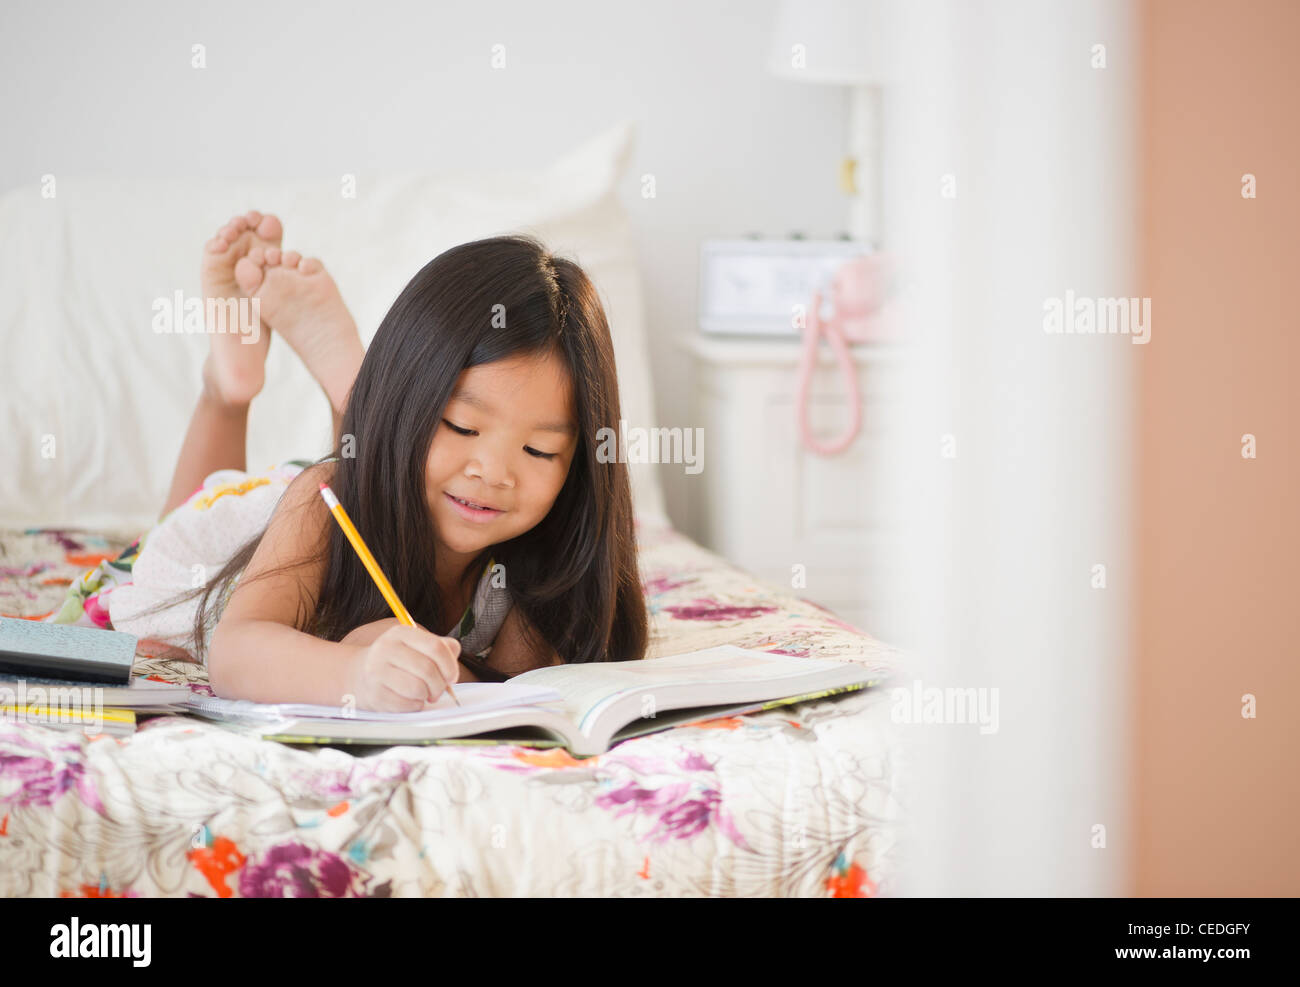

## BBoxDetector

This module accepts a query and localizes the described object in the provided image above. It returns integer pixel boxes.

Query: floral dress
[45,459,512,678]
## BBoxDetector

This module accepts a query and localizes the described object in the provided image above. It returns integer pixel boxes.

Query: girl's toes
[234,255,266,294]
[298,257,323,274]
[282,250,302,268]
[244,210,263,227]
[254,213,283,243]
[205,235,229,254]
[265,247,282,266]
[247,245,266,266]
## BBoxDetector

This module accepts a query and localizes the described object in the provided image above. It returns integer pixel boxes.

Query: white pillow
[0,120,667,531]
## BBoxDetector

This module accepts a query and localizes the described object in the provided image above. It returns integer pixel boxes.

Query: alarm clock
[698,238,872,337]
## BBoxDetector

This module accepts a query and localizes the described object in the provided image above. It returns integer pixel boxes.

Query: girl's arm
[210,618,362,706]
[208,462,363,706]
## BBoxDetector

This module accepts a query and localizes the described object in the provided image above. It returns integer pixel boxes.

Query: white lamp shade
[766,0,885,85]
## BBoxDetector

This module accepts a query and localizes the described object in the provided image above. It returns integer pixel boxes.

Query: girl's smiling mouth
[445,491,504,521]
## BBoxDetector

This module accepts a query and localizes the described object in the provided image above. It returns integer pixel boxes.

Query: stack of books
[0,617,193,737]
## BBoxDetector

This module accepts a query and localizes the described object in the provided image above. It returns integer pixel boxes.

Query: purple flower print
[675,749,715,772]
[599,778,690,829]
[651,786,726,842]
[662,598,777,622]
[612,753,676,774]
[597,777,752,848]
[43,530,86,554]
[288,758,413,801]
[642,575,698,616]
[0,745,102,814]
[292,769,356,802]
[594,747,752,849]
[0,562,53,579]
[643,575,694,596]
[238,842,369,898]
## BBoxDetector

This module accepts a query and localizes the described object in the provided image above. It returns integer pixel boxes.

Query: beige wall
[1134,0,1299,895]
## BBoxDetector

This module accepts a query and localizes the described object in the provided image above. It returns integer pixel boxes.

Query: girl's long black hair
[137,233,648,670]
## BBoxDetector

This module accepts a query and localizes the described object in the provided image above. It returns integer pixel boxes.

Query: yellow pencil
[318,482,461,707]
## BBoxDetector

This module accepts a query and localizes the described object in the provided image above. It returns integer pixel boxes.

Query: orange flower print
[188,835,246,898]
[680,715,744,731]
[826,852,877,898]
[60,882,134,898]
[512,747,597,769]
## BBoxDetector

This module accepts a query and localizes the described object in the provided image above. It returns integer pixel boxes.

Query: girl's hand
[344,624,461,712]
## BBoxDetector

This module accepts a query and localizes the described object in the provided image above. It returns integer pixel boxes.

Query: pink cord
[795,287,863,456]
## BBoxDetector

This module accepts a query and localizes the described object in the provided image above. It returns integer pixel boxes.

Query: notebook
[0,701,138,738]
[181,645,882,757]
[0,616,137,684]
[0,674,193,709]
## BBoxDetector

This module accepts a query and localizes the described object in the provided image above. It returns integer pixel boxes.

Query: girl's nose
[466,457,514,489]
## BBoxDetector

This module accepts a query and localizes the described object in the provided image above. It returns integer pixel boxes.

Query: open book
[181,646,882,757]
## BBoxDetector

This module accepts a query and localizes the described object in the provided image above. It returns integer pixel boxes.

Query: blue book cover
[0,617,137,685]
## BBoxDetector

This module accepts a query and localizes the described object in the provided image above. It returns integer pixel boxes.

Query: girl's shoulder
[264,460,339,549]
[291,457,340,485]
[214,460,338,644]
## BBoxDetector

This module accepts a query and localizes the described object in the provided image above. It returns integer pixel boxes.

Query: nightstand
[678,333,904,639]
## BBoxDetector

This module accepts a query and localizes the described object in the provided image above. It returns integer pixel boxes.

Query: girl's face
[425,350,579,581]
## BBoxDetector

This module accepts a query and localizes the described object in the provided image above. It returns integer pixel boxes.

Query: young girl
[54,211,647,712]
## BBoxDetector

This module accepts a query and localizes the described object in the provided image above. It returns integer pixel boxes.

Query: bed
[0,121,903,897]
[0,516,902,897]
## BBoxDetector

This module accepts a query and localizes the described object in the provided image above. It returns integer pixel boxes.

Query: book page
[512,646,854,733]
[184,681,564,723]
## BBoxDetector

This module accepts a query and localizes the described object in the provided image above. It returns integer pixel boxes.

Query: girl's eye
[443,420,557,460]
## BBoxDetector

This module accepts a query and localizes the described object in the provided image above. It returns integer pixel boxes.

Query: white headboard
[0,120,666,531]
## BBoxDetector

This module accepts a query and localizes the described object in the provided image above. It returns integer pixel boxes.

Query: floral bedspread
[0,517,905,897]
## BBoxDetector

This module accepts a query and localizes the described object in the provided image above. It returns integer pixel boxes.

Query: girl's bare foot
[199,210,282,405]
[234,248,365,414]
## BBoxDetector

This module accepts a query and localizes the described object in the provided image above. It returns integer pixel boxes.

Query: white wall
[0,0,853,543]
[879,0,1136,894]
